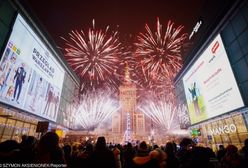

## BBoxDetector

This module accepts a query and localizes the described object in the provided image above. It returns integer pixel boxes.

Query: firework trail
[61,20,125,92]
[138,95,180,131]
[74,89,120,130]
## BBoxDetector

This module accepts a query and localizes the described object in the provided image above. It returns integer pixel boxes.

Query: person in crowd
[220,144,244,168]
[18,136,38,163]
[153,144,159,150]
[70,144,81,168]
[75,143,94,168]
[35,131,66,164]
[186,146,215,168]
[113,144,122,168]
[71,143,80,158]
[88,136,116,168]
[132,141,160,168]
[176,137,194,167]
[149,147,167,168]
[0,139,20,163]
[172,141,177,153]
[217,145,226,161]
[63,144,72,168]
[238,138,248,163]
[123,142,136,168]
[165,142,179,168]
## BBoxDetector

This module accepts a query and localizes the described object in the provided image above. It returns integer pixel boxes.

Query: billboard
[183,34,244,124]
[0,14,65,121]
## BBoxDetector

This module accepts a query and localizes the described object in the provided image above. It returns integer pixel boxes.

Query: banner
[182,34,244,124]
[0,14,65,121]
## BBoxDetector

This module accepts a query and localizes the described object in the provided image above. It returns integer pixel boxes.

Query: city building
[175,0,248,150]
[111,63,146,143]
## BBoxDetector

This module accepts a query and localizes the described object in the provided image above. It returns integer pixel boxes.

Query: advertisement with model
[0,14,65,121]
[183,34,244,124]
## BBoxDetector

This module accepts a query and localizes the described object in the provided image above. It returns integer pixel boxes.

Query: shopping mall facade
[175,0,248,150]
[0,0,80,142]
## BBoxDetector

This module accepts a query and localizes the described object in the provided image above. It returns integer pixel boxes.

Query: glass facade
[222,2,248,105]
[0,106,38,142]
[175,0,248,148]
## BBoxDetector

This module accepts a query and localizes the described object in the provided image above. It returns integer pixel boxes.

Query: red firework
[135,18,188,100]
[61,20,124,92]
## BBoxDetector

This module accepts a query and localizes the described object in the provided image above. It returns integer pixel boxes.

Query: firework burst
[135,18,187,78]
[138,95,180,131]
[134,18,188,101]
[62,20,124,92]
[74,89,120,130]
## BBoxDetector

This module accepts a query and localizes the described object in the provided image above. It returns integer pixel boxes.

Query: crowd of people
[0,131,247,168]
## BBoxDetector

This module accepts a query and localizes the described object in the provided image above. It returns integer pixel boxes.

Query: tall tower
[119,63,137,142]
[111,63,146,143]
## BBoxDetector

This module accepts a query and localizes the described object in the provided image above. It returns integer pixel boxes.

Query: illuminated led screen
[0,14,65,121]
[182,34,244,124]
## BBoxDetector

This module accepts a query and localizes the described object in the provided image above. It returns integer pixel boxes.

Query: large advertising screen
[0,14,65,121]
[183,34,244,124]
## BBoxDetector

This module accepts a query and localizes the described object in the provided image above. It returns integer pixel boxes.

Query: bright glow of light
[167,129,190,136]
[151,129,155,136]
[75,90,120,130]
[135,18,188,99]
[135,18,187,79]
[62,20,124,92]
[138,96,181,131]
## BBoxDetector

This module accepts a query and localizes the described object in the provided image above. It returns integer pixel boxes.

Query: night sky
[20,0,206,48]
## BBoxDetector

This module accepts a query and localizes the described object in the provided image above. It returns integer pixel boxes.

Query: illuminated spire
[124,61,131,83]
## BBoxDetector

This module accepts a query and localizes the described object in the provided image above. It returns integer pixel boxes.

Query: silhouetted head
[219,144,224,150]
[150,148,167,163]
[226,145,238,154]
[179,138,193,149]
[63,144,71,156]
[95,136,106,150]
[0,140,20,153]
[39,132,59,151]
[153,144,159,149]
[20,136,37,150]
[139,141,147,150]
[127,142,132,149]
[165,142,175,154]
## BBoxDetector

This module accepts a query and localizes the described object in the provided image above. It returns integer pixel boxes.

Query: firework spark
[134,69,176,100]
[138,96,181,131]
[62,20,124,92]
[134,18,188,101]
[135,18,187,78]
[74,90,120,130]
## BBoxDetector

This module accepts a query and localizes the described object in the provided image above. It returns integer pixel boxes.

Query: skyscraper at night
[112,63,145,142]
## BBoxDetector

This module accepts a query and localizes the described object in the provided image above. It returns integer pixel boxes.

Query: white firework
[75,90,120,130]
[138,97,180,131]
